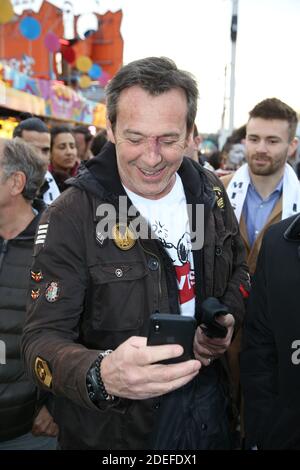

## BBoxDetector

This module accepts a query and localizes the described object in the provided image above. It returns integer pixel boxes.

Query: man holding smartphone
[22,57,249,450]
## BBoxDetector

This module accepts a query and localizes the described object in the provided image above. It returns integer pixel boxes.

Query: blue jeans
[0,432,57,450]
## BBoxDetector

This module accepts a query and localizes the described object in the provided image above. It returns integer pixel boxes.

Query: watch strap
[86,350,115,403]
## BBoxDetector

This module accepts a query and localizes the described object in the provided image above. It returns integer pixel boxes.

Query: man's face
[107,86,191,200]
[245,118,297,176]
[21,130,51,164]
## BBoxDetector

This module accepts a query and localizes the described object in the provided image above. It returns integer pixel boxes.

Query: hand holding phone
[147,313,196,364]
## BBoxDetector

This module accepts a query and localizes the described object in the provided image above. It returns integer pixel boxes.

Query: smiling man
[22,57,248,450]
[108,86,188,200]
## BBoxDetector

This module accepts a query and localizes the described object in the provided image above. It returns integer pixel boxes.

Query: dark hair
[90,129,107,156]
[73,125,93,143]
[106,57,198,133]
[50,125,74,150]
[229,124,246,144]
[13,117,49,138]
[222,124,246,155]
[0,138,46,200]
[248,98,298,141]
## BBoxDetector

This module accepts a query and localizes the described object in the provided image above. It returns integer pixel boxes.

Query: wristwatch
[86,350,115,403]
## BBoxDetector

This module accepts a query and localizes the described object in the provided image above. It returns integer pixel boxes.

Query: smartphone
[147,313,196,364]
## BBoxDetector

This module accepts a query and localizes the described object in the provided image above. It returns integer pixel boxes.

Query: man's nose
[256,140,268,153]
[146,136,160,153]
[144,137,162,163]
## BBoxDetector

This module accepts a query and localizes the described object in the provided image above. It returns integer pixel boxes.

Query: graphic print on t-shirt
[124,173,196,317]
[153,224,195,306]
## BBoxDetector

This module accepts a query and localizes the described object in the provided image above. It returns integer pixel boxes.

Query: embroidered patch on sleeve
[34,357,52,388]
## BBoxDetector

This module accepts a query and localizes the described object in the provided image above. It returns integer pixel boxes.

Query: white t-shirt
[124,174,195,317]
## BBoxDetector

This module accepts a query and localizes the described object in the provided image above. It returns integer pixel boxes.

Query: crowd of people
[0,56,300,451]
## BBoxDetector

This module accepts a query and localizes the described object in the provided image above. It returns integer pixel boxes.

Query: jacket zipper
[0,240,8,273]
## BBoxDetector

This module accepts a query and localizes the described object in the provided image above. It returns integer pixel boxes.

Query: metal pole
[221,65,228,131]
[229,0,238,134]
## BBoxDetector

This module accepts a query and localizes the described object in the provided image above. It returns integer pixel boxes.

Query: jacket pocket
[87,261,148,331]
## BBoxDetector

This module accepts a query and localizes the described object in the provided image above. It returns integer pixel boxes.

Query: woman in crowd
[49,125,79,192]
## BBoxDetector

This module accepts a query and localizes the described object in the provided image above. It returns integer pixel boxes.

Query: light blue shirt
[243,178,283,247]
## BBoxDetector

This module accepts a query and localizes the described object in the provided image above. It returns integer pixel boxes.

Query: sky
[14,0,300,134]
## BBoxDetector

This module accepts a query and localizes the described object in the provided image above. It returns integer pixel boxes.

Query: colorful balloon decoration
[0,0,14,24]
[79,75,91,89]
[88,64,102,80]
[76,56,92,73]
[44,32,60,53]
[19,16,41,41]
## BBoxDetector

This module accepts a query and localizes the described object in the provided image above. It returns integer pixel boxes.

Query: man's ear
[10,171,26,196]
[106,119,116,144]
[185,129,194,148]
[288,137,298,158]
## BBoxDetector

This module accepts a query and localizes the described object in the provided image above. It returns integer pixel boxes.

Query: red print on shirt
[175,262,195,304]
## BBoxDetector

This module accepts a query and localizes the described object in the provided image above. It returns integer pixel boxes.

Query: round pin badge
[112,223,136,251]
